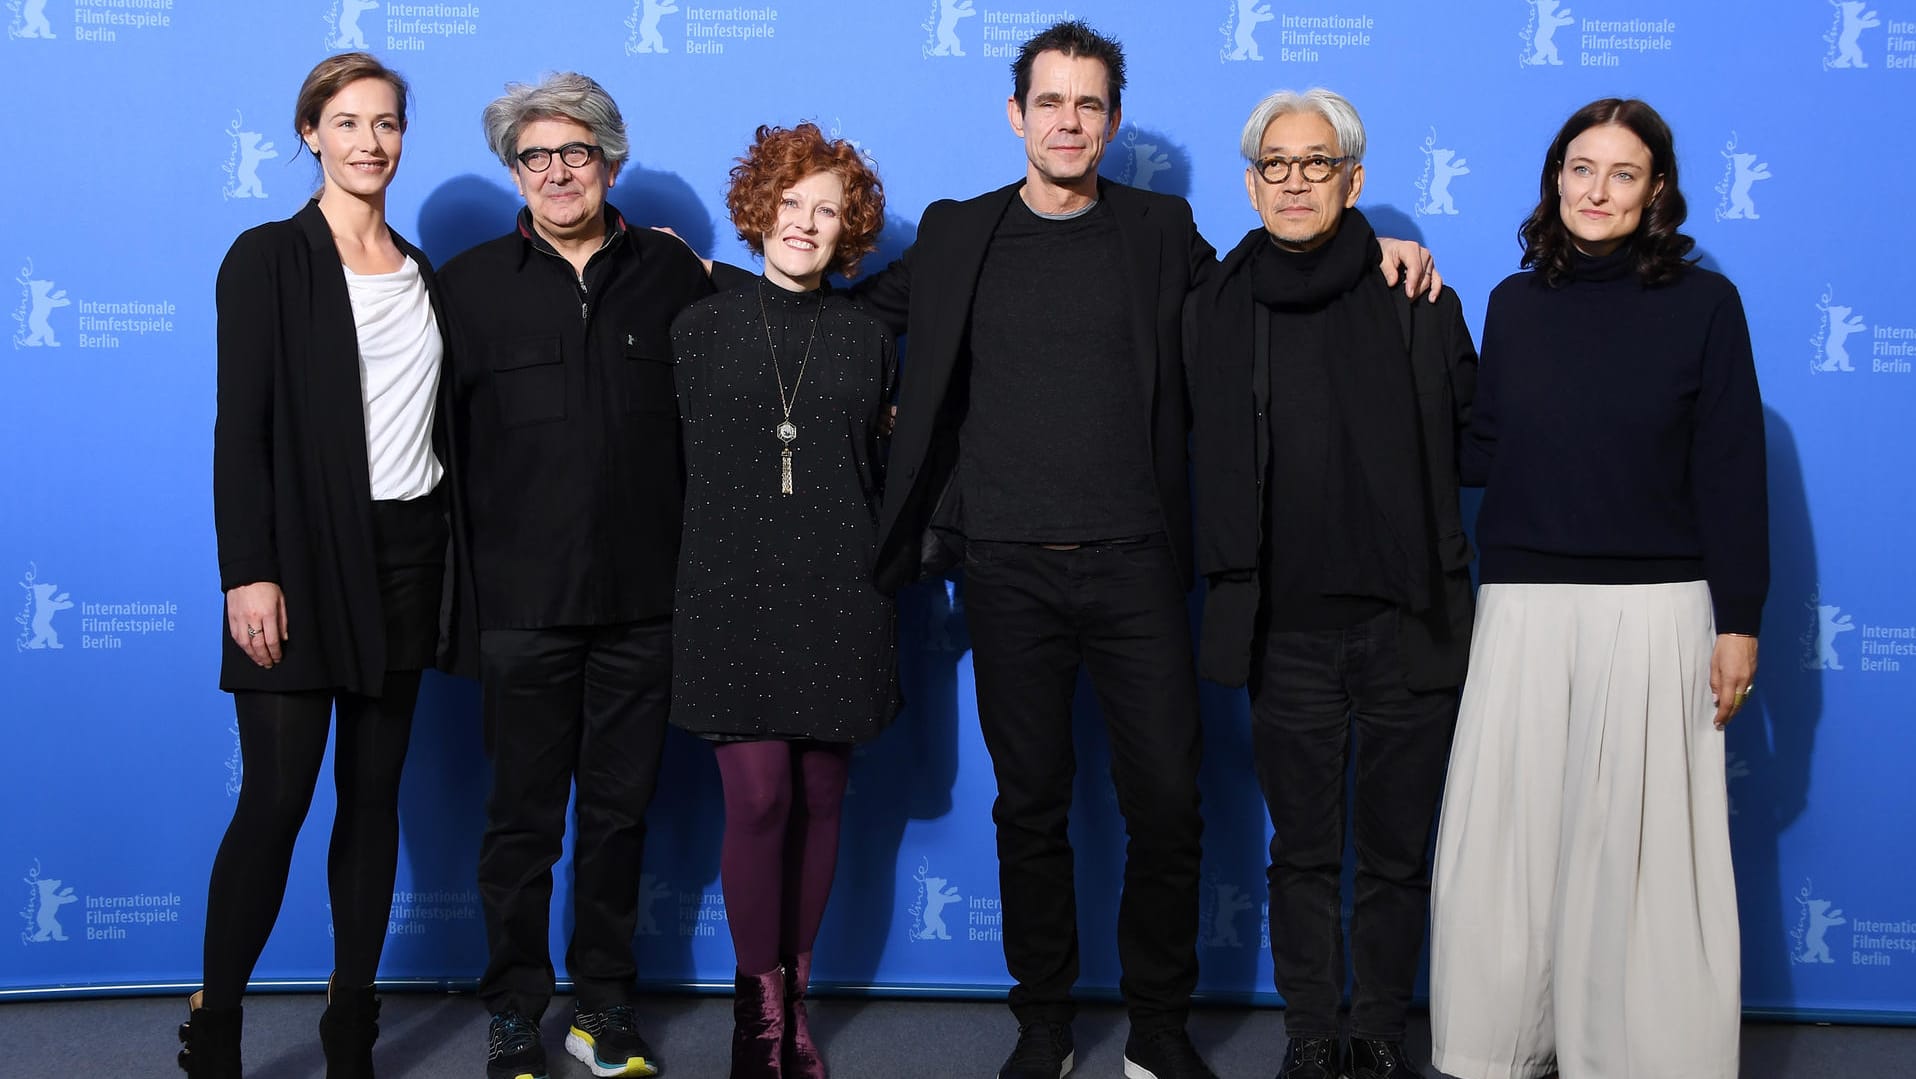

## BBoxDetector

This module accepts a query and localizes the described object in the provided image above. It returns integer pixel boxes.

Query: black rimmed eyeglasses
[514,142,603,172]
[1251,154,1352,184]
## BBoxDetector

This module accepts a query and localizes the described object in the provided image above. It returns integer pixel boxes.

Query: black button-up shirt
[440,205,714,629]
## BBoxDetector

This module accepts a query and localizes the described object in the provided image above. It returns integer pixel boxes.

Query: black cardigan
[213,200,451,695]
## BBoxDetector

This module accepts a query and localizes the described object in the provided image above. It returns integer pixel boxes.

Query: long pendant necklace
[758,280,824,495]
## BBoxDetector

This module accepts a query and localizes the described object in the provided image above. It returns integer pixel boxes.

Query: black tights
[200,674,420,1007]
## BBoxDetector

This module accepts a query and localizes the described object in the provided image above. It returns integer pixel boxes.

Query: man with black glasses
[439,71,712,1079]
[1187,88,1476,1079]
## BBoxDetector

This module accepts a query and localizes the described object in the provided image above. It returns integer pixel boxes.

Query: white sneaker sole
[563,1029,659,1077]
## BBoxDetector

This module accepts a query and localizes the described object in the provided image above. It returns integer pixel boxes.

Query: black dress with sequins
[667,278,900,742]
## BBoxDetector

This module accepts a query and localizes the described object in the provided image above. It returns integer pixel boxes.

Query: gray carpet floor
[7,992,1912,1078]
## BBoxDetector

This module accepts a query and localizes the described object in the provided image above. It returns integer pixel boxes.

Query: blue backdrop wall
[4,0,1913,1020]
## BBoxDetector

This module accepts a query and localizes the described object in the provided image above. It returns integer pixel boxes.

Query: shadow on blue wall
[417,175,520,265]
[821,578,967,987]
[1733,407,1824,1072]
[620,164,718,259]
[1099,125,1193,201]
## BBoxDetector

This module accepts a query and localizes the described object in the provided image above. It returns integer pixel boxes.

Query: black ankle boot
[730,966,786,1078]
[317,973,381,1079]
[177,990,243,1078]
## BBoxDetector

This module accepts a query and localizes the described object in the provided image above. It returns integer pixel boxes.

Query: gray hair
[1238,88,1366,164]
[482,72,630,169]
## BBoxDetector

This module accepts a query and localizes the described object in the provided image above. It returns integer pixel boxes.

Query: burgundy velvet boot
[176,990,243,1078]
[782,953,826,1078]
[730,967,786,1079]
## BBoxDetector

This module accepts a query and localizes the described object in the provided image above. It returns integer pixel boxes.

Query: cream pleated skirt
[1428,582,1739,1079]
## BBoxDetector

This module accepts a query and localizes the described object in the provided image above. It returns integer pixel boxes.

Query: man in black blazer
[850,21,1215,1079]
[1186,89,1476,1079]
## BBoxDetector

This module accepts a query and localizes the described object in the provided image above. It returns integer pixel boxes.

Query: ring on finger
[245,624,262,639]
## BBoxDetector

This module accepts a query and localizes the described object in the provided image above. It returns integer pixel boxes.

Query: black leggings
[201,674,421,1007]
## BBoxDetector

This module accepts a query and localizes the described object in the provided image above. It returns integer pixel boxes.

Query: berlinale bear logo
[624,0,678,55]
[909,858,962,941]
[1801,594,1857,671]
[922,0,975,58]
[1812,288,1867,374]
[20,862,77,944]
[328,0,379,50]
[16,563,73,652]
[1714,134,1772,222]
[1200,877,1255,948]
[1416,130,1471,218]
[1824,1,1881,70]
[1220,0,1275,62]
[224,112,279,202]
[1521,0,1576,67]
[1791,880,1847,964]
[13,259,69,349]
[7,0,56,40]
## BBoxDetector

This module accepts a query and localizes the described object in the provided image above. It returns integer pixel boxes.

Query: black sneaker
[1277,1036,1342,1079]
[998,1020,1074,1079]
[1123,1026,1219,1079]
[565,1003,662,1077]
[1347,1038,1415,1079]
[486,1011,547,1079]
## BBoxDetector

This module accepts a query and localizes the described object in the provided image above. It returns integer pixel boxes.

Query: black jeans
[1250,607,1458,1040]
[962,537,1204,1030]
[476,619,672,1017]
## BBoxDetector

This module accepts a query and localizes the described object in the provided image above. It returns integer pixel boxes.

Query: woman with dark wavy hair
[1426,98,1766,1079]
[667,122,897,1079]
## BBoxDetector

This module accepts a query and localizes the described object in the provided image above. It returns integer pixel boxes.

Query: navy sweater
[1460,250,1769,635]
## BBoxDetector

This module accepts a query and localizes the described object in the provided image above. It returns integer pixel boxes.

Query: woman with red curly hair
[667,122,897,1079]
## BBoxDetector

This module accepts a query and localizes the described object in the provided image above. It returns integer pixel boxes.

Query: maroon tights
[713,739,852,975]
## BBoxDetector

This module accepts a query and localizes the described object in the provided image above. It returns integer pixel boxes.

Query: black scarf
[1189,208,1436,684]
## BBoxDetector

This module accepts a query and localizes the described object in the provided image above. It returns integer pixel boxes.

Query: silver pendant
[776,420,798,444]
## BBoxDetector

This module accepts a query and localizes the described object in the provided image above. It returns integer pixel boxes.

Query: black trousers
[1249,607,1458,1040]
[476,618,672,1017]
[962,537,1204,1030]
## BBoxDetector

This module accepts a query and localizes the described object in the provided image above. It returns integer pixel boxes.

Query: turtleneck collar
[1567,244,1636,282]
[758,274,830,306]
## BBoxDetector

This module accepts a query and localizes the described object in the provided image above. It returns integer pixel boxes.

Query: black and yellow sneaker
[565,1003,662,1077]
[486,1010,547,1079]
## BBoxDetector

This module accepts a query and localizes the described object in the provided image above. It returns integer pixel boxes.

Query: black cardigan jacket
[1186,226,1479,691]
[851,179,1217,592]
[213,200,452,695]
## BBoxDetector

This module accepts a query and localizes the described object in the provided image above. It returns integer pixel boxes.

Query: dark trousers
[962,537,1204,1030]
[1249,607,1458,1040]
[476,618,672,1017]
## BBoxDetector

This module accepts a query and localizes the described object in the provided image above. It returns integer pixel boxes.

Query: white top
[344,257,444,501]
